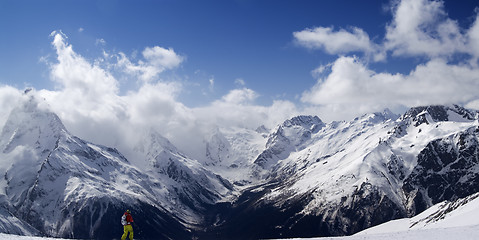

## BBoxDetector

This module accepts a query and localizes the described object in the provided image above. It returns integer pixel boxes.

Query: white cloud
[293,26,379,58]
[467,12,479,62]
[21,31,298,163]
[42,32,188,150]
[49,31,119,94]
[301,56,479,120]
[113,46,184,82]
[294,0,479,62]
[143,46,184,70]
[295,0,479,120]
[0,86,23,128]
[384,0,466,58]
[123,81,184,126]
[218,88,258,105]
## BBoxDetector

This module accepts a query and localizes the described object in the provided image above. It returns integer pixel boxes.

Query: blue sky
[2,0,475,105]
[0,0,389,105]
[1,0,479,153]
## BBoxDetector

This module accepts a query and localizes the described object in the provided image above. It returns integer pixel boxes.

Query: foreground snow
[0,234,71,239]
[283,225,479,240]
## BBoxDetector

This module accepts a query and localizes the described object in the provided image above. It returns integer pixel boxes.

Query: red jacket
[124,212,133,225]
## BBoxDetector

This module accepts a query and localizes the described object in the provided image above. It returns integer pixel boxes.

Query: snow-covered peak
[280,115,325,133]
[204,127,232,166]
[253,115,325,171]
[268,115,325,147]
[353,108,399,125]
[0,97,66,154]
[255,125,270,137]
[391,105,477,138]
[401,105,476,126]
[133,127,181,164]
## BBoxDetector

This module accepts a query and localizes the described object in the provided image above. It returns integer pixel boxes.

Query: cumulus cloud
[294,26,384,61]
[384,0,466,58]
[301,56,479,120]
[467,12,479,63]
[293,0,479,62]
[296,0,479,120]
[143,46,184,70]
[50,31,119,95]
[0,86,23,128]
[5,31,298,163]
[113,45,184,82]
[43,31,123,131]
[218,88,258,105]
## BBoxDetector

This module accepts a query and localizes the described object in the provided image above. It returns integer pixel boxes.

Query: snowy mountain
[200,105,479,239]
[201,126,266,186]
[254,115,325,173]
[0,96,196,239]
[1,94,479,240]
[131,127,235,223]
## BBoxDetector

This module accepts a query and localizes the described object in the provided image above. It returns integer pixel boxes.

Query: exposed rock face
[403,126,479,215]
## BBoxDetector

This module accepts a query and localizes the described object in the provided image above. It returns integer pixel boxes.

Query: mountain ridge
[1,95,479,239]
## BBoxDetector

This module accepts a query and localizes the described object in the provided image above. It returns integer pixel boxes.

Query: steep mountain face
[132,129,235,223]
[403,126,479,215]
[201,126,267,187]
[253,115,325,173]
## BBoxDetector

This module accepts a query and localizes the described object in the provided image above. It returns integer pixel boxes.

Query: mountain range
[0,92,478,239]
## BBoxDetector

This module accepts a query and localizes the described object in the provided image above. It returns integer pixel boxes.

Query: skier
[121,210,134,240]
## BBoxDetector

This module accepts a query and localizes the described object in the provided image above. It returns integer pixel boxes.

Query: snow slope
[274,192,479,240]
